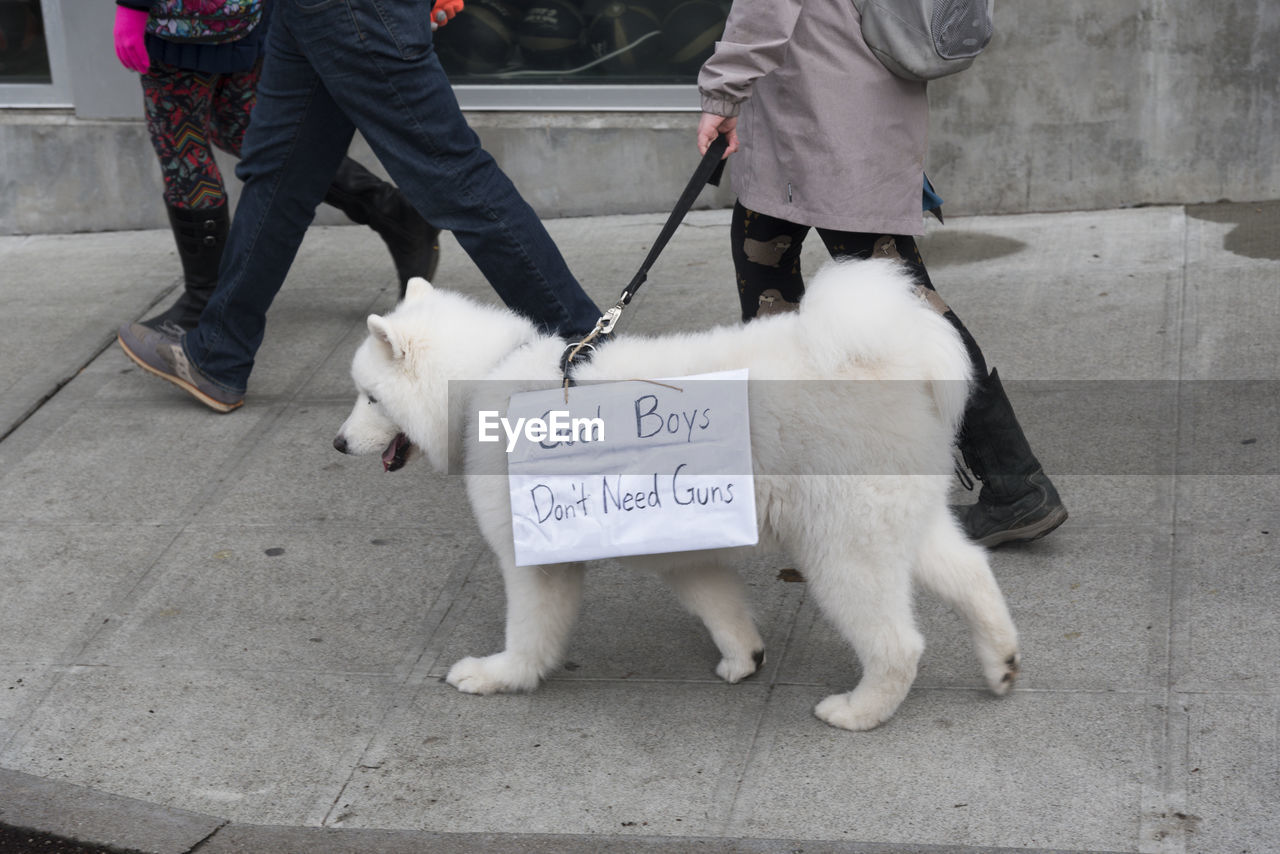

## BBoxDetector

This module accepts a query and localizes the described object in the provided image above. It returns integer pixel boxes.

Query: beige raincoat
[698,0,929,236]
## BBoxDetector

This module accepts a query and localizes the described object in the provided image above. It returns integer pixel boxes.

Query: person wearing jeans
[113,0,440,335]
[118,0,602,412]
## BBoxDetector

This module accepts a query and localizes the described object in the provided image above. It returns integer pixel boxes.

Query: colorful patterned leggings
[730,201,988,377]
[140,60,261,210]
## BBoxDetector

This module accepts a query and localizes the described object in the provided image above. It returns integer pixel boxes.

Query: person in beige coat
[696,0,1066,548]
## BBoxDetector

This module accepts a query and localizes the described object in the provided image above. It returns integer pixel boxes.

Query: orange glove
[431,0,464,30]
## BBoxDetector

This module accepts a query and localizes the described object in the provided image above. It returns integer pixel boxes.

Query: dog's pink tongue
[382,433,409,472]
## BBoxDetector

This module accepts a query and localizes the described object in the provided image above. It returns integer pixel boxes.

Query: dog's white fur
[335,260,1019,731]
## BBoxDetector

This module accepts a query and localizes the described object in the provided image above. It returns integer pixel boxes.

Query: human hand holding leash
[431,0,465,30]
[113,5,150,73]
[697,112,738,157]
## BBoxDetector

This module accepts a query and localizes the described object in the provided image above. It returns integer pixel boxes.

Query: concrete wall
[2,0,1278,234]
[928,0,1280,214]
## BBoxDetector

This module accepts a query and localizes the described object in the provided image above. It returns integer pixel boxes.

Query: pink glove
[113,6,150,74]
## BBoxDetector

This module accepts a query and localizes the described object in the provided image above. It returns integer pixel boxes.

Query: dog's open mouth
[382,433,411,472]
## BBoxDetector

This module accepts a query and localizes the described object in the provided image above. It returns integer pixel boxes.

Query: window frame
[453,83,699,111]
[0,0,73,108]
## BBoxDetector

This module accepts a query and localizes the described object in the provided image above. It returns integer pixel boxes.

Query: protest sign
[497,369,757,566]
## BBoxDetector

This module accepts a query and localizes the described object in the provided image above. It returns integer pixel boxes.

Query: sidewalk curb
[1,768,1123,854]
[0,767,224,853]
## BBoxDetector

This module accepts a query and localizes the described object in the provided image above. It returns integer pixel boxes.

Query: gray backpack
[853,0,994,82]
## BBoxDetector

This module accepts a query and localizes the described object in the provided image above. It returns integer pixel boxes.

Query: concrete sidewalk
[0,204,1276,854]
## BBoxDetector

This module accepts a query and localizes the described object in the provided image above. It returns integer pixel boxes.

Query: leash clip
[598,301,626,335]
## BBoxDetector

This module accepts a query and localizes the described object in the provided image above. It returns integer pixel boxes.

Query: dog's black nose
[333,435,348,454]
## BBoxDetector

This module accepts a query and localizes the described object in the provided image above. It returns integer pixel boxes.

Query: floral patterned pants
[140,60,261,210]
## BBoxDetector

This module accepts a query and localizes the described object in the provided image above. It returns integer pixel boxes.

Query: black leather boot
[142,202,228,335]
[324,157,441,299]
[958,368,1068,547]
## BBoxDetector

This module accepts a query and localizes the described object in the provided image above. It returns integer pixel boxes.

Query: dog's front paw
[716,648,765,684]
[813,691,896,732]
[445,653,542,695]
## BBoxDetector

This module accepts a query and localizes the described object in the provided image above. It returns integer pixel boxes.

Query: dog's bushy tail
[799,259,972,436]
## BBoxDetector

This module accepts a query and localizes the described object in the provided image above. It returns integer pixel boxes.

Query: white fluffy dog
[334,260,1019,731]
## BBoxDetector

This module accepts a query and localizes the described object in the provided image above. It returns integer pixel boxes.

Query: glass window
[436,0,727,87]
[0,0,49,83]
[0,0,69,106]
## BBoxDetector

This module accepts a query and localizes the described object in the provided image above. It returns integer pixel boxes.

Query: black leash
[561,134,729,389]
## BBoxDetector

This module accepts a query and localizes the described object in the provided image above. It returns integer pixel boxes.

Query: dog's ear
[367,314,407,361]
[403,277,433,302]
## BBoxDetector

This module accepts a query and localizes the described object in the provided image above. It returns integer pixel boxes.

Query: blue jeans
[184,0,602,393]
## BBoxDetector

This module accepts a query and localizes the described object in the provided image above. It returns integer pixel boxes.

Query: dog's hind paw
[984,650,1021,696]
[446,653,542,695]
[716,648,765,684]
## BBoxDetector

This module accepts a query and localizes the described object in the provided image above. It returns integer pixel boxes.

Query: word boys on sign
[499,370,757,567]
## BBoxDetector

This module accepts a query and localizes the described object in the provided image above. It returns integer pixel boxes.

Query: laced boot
[958,368,1068,547]
[142,202,228,335]
[324,157,440,299]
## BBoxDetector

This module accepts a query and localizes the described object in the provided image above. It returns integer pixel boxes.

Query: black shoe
[141,202,228,335]
[958,368,1067,547]
[324,157,440,298]
[960,470,1068,547]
